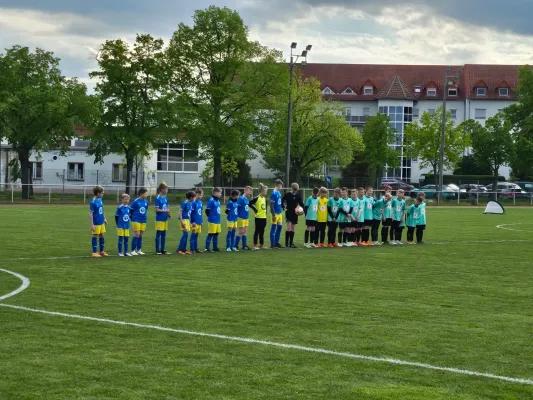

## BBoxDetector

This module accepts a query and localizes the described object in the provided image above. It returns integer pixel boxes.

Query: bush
[423,174,506,185]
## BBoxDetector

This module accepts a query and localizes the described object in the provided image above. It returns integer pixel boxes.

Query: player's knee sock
[131,236,137,252]
[337,231,342,243]
[275,224,282,244]
[155,231,161,252]
[92,237,97,253]
[99,237,105,252]
[124,236,129,253]
[138,236,143,251]
[161,231,166,251]
[270,225,276,246]
[213,233,219,249]
[390,227,394,241]
[304,230,309,243]
[226,231,232,249]
[285,231,290,247]
[118,236,123,254]
[232,230,238,248]
[381,227,388,243]
[320,228,325,244]
[235,235,241,248]
[190,233,197,251]
[242,235,247,248]
[179,232,189,251]
[206,234,212,250]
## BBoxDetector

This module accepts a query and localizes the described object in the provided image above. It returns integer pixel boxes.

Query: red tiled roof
[376,76,417,100]
[300,63,521,101]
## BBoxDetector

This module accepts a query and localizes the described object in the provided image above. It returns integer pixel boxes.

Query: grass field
[1,205,533,399]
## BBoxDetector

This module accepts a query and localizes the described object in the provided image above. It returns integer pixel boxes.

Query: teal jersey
[305,196,319,221]
[327,197,342,222]
[384,196,393,219]
[337,198,352,223]
[372,199,387,220]
[363,195,374,220]
[392,198,406,222]
[357,197,365,222]
[406,204,417,227]
[417,202,427,225]
[350,199,359,221]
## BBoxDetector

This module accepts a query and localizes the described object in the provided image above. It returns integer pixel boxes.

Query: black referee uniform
[282,191,304,247]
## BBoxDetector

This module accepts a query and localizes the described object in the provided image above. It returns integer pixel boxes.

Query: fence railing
[1,184,532,206]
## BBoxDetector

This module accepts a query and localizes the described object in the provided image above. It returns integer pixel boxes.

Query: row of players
[88,180,427,257]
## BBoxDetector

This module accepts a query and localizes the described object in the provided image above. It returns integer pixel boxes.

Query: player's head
[319,187,328,198]
[93,186,104,198]
[275,179,283,190]
[121,193,130,205]
[415,198,421,206]
[383,193,392,202]
[259,184,268,196]
[397,189,405,199]
[333,187,341,199]
[341,187,348,199]
[244,186,253,197]
[358,187,364,197]
[350,189,357,199]
[158,182,168,195]
[291,183,299,192]
[312,187,319,198]
[418,192,426,202]
[213,187,222,199]
[195,188,204,201]
[384,185,392,194]
[230,189,240,200]
[366,186,373,196]
[137,188,148,199]
[186,191,196,201]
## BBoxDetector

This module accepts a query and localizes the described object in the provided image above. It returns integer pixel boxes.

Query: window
[476,87,487,96]
[112,164,127,182]
[363,86,373,95]
[345,108,352,117]
[499,87,509,96]
[29,162,43,180]
[414,86,421,93]
[363,107,370,116]
[342,88,354,94]
[67,163,84,181]
[413,108,419,118]
[448,88,457,96]
[450,109,457,119]
[428,109,435,116]
[475,109,486,119]
[157,143,199,172]
[323,87,334,94]
[427,88,437,96]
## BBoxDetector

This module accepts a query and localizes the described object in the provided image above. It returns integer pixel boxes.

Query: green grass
[1,206,533,399]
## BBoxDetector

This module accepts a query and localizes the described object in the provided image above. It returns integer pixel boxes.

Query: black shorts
[383,218,393,227]
[350,220,358,228]
[316,222,327,231]
[364,219,373,227]
[306,220,317,227]
[416,224,426,230]
[356,222,364,229]
[286,212,298,224]
[339,222,349,230]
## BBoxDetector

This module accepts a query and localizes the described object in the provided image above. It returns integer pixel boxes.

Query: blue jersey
[237,195,250,220]
[180,200,193,220]
[271,190,283,214]
[131,198,149,223]
[155,195,169,222]
[190,200,203,225]
[206,196,221,224]
[115,205,131,229]
[90,197,105,225]
[226,199,239,222]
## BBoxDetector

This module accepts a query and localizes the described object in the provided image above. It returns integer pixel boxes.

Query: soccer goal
[484,200,505,214]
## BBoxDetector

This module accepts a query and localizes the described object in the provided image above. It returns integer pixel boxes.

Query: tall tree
[505,66,533,179]
[460,114,513,189]
[403,106,468,178]
[453,154,492,175]
[163,6,288,186]
[258,74,364,182]
[361,113,399,184]
[0,46,95,199]
[89,34,169,194]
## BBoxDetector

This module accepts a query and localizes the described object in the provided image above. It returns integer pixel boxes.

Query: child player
[205,188,222,252]
[316,187,329,247]
[115,193,132,256]
[226,190,240,252]
[372,193,392,245]
[89,186,108,257]
[406,198,419,245]
[349,189,359,246]
[355,187,365,245]
[304,187,319,248]
[381,185,394,245]
[154,182,171,255]
[236,186,252,250]
[283,183,305,248]
[270,179,284,249]
[190,188,204,254]
[177,191,195,255]
[362,187,375,246]
[130,188,149,256]
[250,184,268,250]
[327,188,342,248]
[416,193,427,244]
[337,187,353,247]
[391,189,406,245]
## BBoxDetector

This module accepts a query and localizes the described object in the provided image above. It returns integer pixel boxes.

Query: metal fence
[1,184,533,206]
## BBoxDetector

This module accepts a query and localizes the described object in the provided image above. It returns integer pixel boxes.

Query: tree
[163,6,288,187]
[0,46,95,199]
[460,114,513,190]
[404,106,468,178]
[89,34,169,194]
[505,66,533,179]
[361,113,398,184]
[259,74,364,182]
[453,154,492,175]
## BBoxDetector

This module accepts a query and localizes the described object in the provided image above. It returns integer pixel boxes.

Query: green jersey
[327,197,342,222]
[384,196,393,219]
[357,197,365,222]
[417,202,427,225]
[372,199,387,220]
[406,204,417,227]
[392,198,406,222]
[351,198,359,221]
[363,195,374,220]
[305,196,319,221]
[338,198,352,223]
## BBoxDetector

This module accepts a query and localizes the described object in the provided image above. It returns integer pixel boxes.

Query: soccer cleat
[417,241,425,245]
[327,244,334,248]
[407,241,415,245]
[289,244,297,248]
[125,252,133,257]
[345,242,353,247]
[276,243,283,249]
[242,246,252,251]
[185,251,193,255]
[118,253,125,257]
[161,250,170,255]
[156,252,163,255]
[390,241,397,245]
[178,251,187,255]
[304,243,310,248]
[204,249,212,253]
[252,246,259,250]
[130,250,138,256]
[213,248,221,252]
[137,251,146,255]
[270,246,278,250]
[311,243,319,248]
[232,247,239,252]
[397,241,404,245]
[99,252,109,257]
[195,250,202,254]
[226,248,232,252]
[92,253,102,258]
[333,243,341,248]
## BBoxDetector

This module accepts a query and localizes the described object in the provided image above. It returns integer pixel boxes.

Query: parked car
[484,182,522,192]
[411,184,458,200]
[380,178,415,192]
[514,182,533,193]
[459,184,488,198]
[499,189,532,199]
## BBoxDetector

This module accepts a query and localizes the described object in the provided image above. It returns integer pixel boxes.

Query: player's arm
[115,207,120,225]
[89,207,95,231]
[249,196,258,213]
[327,205,335,221]
[297,194,305,208]
[269,197,275,214]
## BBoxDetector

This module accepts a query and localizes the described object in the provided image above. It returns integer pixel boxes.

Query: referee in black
[283,183,305,248]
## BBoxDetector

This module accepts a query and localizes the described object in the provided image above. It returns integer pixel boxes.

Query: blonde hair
[397,189,405,195]
[291,182,299,191]
[384,193,392,201]
[120,193,130,201]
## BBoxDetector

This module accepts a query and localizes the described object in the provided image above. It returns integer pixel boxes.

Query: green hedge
[422,175,506,185]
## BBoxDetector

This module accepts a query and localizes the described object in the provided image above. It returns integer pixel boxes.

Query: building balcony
[345,115,368,123]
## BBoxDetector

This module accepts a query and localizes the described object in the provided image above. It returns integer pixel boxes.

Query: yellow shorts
[192,224,202,234]
[180,219,191,232]
[227,221,238,229]
[117,228,130,237]
[155,221,169,231]
[208,223,221,234]
[271,213,283,224]
[237,219,249,228]
[92,224,106,235]
[132,222,146,232]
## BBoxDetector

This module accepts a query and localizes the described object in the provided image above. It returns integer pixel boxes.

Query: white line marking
[0,268,31,301]
[496,223,533,232]
[1,270,532,386]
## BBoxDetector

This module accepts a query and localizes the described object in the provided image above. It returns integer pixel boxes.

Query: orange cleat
[92,253,102,258]
[333,243,341,248]
[99,252,109,257]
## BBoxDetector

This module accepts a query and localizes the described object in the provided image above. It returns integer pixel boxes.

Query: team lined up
[88,180,428,257]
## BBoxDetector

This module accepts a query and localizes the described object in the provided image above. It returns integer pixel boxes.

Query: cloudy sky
[1,0,532,91]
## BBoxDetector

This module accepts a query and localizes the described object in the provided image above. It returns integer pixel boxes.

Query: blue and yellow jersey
[155,195,169,222]
[131,198,149,223]
[180,200,193,220]
[191,200,203,225]
[206,196,221,224]
[270,190,283,215]
[115,205,131,229]
[226,199,239,222]
[237,195,250,220]
[90,197,105,225]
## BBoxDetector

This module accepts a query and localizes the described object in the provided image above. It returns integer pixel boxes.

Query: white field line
[1,269,533,386]
[496,223,533,232]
